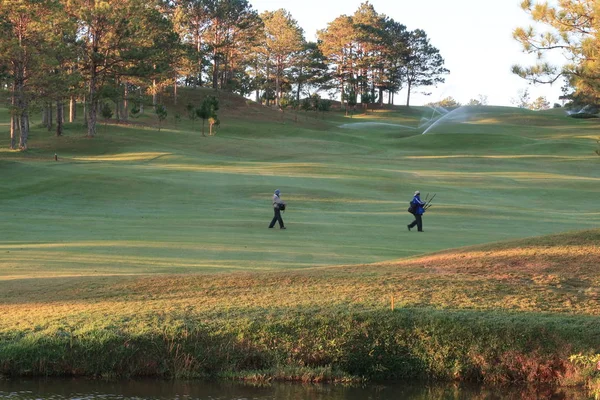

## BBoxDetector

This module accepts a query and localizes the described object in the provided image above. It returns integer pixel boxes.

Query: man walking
[268,189,286,229]
[408,190,426,232]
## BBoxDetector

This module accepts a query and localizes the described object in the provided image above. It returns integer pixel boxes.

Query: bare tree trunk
[406,81,412,107]
[56,100,63,136]
[83,94,87,127]
[18,111,29,150]
[88,71,98,137]
[115,99,121,122]
[254,63,260,103]
[173,74,178,105]
[114,77,121,122]
[10,115,18,150]
[87,27,98,136]
[212,48,218,89]
[265,62,270,106]
[122,83,128,121]
[14,23,29,149]
[42,106,48,127]
[152,80,157,106]
[10,86,17,149]
[47,103,53,131]
[69,96,76,122]
[88,96,97,137]
[139,87,144,114]
[341,80,347,116]
[196,34,202,88]
[275,58,281,107]
[296,66,303,103]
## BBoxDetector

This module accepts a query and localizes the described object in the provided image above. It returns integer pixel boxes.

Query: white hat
[414,190,420,195]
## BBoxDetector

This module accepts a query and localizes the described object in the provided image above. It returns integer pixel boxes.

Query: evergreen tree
[318,15,357,111]
[175,0,212,87]
[513,0,599,104]
[289,41,331,102]
[352,2,387,106]
[0,0,54,149]
[401,29,449,107]
[100,101,113,128]
[64,0,178,137]
[260,9,304,107]
[531,96,550,111]
[155,104,167,131]
[195,95,219,136]
[203,0,262,90]
[380,18,409,105]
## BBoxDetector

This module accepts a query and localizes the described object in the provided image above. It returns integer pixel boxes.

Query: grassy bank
[1,91,599,389]
[1,230,599,386]
[1,308,599,385]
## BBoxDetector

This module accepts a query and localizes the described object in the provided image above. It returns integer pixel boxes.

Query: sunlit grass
[0,103,598,278]
[71,152,172,161]
[1,100,600,383]
[417,170,600,181]
[1,230,598,336]
[405,154,598,160]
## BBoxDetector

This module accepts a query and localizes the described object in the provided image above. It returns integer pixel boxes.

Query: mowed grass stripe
[0,101,598,276]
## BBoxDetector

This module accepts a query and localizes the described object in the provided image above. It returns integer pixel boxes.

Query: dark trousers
[269,207,284,228]
[408,214,423,231]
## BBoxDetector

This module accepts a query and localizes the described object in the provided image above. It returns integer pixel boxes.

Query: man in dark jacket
[268,189,286,229]
[408,190,426,232]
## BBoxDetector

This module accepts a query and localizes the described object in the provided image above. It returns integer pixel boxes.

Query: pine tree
[260,9,304,107]
[352,2,387,106]
[64,0,178,137]
[289,42,331,103]
[401,29,449,107]
[380,18,409,105]
[204,0,261,90]
[0,0,53,149]
[318,15,357,111]
[513,0,599,104]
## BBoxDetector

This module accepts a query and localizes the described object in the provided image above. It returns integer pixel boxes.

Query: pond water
[0,379,593,400]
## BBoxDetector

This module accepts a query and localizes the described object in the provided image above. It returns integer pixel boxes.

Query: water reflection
[0,379,593,400]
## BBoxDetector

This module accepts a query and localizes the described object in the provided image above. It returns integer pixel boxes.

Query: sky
[250,0,566,107]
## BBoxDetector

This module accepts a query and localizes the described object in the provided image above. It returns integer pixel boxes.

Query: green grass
[0,100,598,276]
[1,90,600,386]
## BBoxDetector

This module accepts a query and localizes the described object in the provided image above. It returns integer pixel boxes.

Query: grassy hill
[0,91,598,276]
[0,89,599,387]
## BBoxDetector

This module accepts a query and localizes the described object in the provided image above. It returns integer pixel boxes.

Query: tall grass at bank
[0,229,599,386]
[1,308,599,385]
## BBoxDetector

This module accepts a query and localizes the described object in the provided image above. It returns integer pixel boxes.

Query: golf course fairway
[0,91,599,389]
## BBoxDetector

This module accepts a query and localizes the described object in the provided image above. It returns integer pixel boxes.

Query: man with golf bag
[407,190,432,232]
[268,189,286,229]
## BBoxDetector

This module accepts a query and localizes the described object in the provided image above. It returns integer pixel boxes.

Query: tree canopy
[513,0,600,106]
[0,0,449,149]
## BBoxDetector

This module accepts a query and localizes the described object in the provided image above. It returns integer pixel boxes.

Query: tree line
[0,0,449,149]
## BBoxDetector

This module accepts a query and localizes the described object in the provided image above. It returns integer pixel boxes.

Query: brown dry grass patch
[1,229,599,334]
